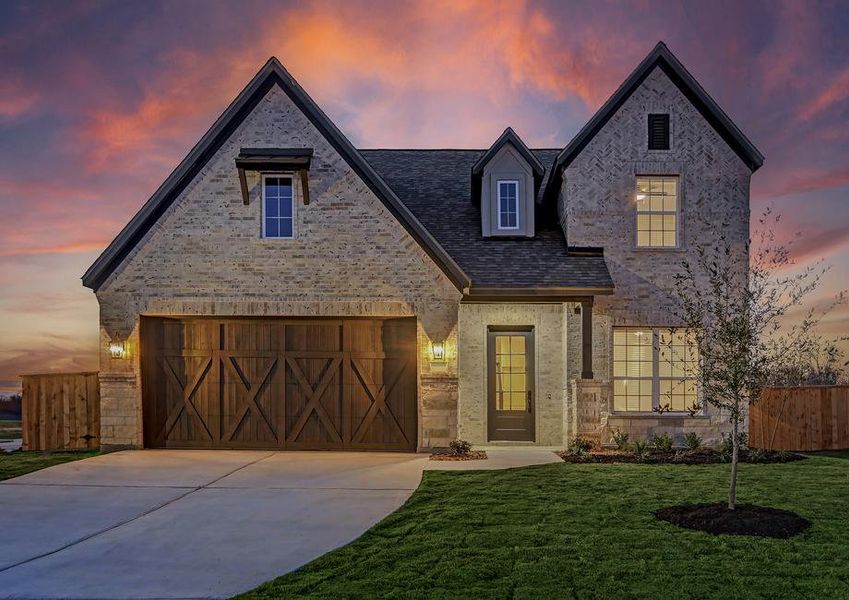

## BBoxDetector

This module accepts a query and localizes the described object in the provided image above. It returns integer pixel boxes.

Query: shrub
[748,447,766,463]
[449,439,472,455]
[632,439,651,462]
[719,431,748,460]
[569,436,594,454]
[651,432,674,452]
[683,432,703,451]
[611,428,630,450]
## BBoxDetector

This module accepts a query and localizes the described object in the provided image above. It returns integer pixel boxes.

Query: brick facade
[96,85,461,450]
[560,66,752,446]
[93,59,754,452]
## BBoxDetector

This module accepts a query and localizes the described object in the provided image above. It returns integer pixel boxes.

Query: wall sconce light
[430,341,446,362]
[109,341,127,359]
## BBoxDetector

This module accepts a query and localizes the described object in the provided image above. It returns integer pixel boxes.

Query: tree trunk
[728,417,739,510]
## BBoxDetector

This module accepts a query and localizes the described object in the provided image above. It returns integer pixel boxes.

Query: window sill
[610,412,709,419]
[631,246,684,252]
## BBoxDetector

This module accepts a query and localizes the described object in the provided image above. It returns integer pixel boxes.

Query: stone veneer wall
[95,84,462,450]
[457,303,568,446]
[560,66,752,446]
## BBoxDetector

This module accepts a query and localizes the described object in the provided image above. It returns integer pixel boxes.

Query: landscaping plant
[651,432,674,452]
[632,439,651,462]
[448,439,472,456]
[684,432,703,451]
[611,428,629,450]
[671,207,846,509]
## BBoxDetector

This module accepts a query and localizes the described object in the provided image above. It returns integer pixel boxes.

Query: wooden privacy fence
[21,372,100,451]
[749,386,849,451]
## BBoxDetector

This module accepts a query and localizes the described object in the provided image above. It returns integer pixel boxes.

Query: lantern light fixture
[109,341,127,359]
[431,341,446,362]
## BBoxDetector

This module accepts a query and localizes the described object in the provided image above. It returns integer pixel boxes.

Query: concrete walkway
[0,448,560,599]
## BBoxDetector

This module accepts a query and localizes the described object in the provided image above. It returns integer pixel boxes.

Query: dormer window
[497,180,520,230]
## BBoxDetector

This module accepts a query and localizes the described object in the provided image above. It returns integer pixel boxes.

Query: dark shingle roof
[360,149,614,292]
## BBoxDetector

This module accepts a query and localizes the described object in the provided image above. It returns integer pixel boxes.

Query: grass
[238,455,849,599]
[0,419,21,428]
[0,450,98,481]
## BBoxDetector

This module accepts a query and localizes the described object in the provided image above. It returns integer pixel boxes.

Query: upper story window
[262,175,294,238]
[648,113,670,150]
[613,327,699,413]
[497,180,520,230]
[636,175,678,248]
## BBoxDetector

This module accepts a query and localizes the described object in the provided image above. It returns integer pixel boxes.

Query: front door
[487,328,535,441]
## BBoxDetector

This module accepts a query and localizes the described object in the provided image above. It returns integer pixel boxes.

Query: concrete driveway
[0,450,429,599]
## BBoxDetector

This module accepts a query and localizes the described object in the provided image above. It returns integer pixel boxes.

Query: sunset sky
[1,0,848,393]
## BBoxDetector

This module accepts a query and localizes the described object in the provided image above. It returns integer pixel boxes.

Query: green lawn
[0,419,21,428]
[0,450,98,481]
[239,455,849,599]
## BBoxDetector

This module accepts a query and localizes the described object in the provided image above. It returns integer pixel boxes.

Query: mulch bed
[655,503,811,538]
[557,447,806,465]
[429,450,488,461]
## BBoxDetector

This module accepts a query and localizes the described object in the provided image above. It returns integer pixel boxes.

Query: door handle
[527,390,533,413]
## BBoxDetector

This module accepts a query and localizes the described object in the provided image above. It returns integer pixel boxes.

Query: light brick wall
[560,66,752,445]
[96,84,462,449]
[457,303,568,446]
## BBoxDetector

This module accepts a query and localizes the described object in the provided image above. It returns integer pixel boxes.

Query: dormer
[471,128,545,238]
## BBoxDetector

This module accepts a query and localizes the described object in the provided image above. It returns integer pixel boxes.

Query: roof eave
[542,41,764,204]
[82,58,471,292]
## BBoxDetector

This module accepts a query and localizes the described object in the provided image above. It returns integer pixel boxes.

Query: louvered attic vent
[648,114,670,150]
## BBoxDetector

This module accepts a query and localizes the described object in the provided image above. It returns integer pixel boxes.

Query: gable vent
[648,114,670,150]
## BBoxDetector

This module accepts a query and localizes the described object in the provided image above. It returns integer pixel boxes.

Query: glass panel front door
[488,329,535,441]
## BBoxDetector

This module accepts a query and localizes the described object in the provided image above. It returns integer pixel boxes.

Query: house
[82,42,762,452]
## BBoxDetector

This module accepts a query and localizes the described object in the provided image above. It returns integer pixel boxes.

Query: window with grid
[613,327,699,413]
[494,334,527,411]
[262,176,294,238]
[658,329,699,411]
[636,176,678,248]
[497,180,519,230]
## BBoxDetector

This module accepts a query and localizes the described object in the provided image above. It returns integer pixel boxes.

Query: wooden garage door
[141,317,417,451]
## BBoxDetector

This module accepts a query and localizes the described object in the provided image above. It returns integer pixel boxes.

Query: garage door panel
[142,317,416,450]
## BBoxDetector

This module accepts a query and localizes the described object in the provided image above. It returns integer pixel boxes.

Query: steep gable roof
[82,58,470,291]
[471,127,545,206]
[543,41,764,203]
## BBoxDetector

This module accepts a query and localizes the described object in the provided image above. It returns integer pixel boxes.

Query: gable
[82,58,469,292]
[543,42,763,204]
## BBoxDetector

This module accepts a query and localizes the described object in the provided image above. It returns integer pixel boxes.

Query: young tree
[671,208,845,510]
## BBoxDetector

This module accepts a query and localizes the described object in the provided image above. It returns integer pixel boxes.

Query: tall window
[613,327,699,413]
[262,175,294,239]
[497,180,519,230]
[636,176,678,248]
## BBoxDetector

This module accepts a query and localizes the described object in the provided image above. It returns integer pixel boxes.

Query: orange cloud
[76,0,631,161]
[797,67,849,121]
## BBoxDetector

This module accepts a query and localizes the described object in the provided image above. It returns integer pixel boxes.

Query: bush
[632,439,651,462]
[449,439,472,455]
[719,431,749,460]
[572,436,594,452]
[683,432,703,451]
[650,432,674,452]
[611,428,630,450]
[748,447,767,463]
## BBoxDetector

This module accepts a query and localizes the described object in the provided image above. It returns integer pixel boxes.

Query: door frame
[486,325,536,442]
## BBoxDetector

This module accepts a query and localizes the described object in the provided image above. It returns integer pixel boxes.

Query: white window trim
[261,173,296,239]
[634,174,682,250]
[612,326,702,416]
[496,179,520,231]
